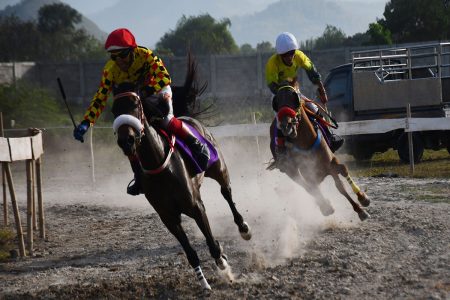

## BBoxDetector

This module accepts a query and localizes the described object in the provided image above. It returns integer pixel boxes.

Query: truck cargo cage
[350,43,450,111]
[352,42,450,82]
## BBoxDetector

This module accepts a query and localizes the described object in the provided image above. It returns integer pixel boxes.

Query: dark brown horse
[269,85,370,221]
[110,59,251,290]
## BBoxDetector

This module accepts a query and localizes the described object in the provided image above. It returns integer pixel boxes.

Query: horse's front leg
[330,173,370,221]
[159,213,211,290]
[283,165,335,216]
[330,157,370,207]
[190,198,229,271]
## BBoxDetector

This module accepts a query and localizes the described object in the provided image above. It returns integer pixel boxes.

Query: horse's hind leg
[330,173,370,221]
[206,162,251,240]
[220,185,251,240]
[331,157,370,207]
[159,214,211,290]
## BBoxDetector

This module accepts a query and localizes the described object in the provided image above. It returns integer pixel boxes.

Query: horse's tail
[172,51,208,118]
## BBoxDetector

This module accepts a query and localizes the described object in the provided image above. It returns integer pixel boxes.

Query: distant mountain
[229,0,386,46]
[0,0,107,41]
[87,0,385,48]
[0,0,386,48]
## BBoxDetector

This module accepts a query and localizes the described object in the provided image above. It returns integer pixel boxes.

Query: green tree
[155,14,239,56]
[0,15,40,61]
[0,83,68,128]
[378,0,450,43]
[256,41,274,53]
[37,3,81,33]
[314,25,347,50]
[36,3,104,62]
[366,22,392,45]
[240,43,255,55]
[0,4,105,62]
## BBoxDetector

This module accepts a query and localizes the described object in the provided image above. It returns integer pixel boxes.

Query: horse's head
[276,85,301,138]
[111,91,144,156]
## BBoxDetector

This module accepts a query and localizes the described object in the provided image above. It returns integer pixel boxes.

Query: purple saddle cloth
[174,123,219,174]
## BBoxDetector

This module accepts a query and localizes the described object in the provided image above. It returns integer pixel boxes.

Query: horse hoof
[239,222,252,241]
[216,254,228,270]
[319,204,335,216]
[199,278,211,291]
[358,192,371,207]
[358,210,370,221]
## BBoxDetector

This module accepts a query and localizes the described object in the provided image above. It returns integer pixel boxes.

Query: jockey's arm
[83,63,114,124]
[302,59,327,105]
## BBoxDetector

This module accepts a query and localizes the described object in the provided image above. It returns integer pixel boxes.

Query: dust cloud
[12,127,363,267]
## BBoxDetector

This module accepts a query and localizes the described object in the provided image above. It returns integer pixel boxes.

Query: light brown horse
[269,85,370,221]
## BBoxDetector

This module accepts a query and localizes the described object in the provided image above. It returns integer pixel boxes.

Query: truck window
[327,72,348,101]
[325,70,352,121]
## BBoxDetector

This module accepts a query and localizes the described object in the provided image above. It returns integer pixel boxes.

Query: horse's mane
[172,52,209,118]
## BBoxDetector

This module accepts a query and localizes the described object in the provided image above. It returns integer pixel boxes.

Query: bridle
[112,92,176,175]
[276,85,303,135]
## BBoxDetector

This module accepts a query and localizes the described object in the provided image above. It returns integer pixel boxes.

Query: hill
[87,0,385,47]
[0,0,107,41]
[229,0,385,46]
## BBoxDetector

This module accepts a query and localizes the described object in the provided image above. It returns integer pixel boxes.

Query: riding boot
[316,112,344,153]
[185,133,210,170]
[168,117,210,170]
[127,155,143,196]
[322,125,344,153]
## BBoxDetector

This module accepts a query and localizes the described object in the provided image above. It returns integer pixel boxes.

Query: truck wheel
[352,148,374,161]
[397,132,424,163]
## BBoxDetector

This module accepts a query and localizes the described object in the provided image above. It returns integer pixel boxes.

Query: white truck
[324,42,450,162]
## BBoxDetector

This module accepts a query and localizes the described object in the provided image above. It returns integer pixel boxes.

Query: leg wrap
[194,266,211,290]
[346,175,361,194]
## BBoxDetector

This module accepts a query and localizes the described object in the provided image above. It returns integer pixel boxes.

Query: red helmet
[105,28,137,51]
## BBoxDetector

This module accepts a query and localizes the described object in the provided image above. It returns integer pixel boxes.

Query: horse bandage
[346,175,361,194]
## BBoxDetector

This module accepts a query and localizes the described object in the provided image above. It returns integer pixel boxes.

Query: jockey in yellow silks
[265,32,343,157]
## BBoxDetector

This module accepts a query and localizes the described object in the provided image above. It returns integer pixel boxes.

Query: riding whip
[56,77,77,129]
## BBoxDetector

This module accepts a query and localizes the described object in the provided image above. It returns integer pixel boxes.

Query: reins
[277,85,338,129]
[138,130,176,175]
[113,91,176,175]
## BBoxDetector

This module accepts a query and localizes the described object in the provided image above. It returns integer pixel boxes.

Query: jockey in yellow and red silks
[83,30,171,125]
[73,28,210,196]
[265,32,343,157]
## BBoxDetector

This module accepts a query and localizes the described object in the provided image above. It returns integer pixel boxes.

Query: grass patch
[345,149,450,178]
[0,227,15,261]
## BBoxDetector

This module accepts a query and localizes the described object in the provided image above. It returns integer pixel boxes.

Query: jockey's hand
[73,120,90,143]
[317,82,328,105]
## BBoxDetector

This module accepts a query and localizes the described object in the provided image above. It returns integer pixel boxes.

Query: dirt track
[0,137,449,299]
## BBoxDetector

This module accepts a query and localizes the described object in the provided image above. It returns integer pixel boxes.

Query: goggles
[281,50,296,58]
[110,48,132,61]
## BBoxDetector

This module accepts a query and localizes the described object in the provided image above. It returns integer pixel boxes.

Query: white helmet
[275,32,298,54]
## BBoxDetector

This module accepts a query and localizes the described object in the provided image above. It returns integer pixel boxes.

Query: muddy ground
[0,136,449,299]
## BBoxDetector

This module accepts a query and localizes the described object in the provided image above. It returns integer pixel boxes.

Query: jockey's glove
[73,120,90,143]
